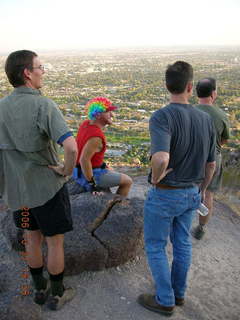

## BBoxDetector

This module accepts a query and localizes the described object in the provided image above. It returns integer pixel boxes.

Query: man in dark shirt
[192,78,230,240]
[137,61,216,316]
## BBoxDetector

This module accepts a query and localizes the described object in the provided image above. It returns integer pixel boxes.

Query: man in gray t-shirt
[137,61,216,316]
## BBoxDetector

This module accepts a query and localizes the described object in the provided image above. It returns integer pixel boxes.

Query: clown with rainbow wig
[86,97,117,120]
[71,97,132,196]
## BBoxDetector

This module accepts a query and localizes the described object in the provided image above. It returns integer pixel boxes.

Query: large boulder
[93,197,144,268]
[65,193,144,274]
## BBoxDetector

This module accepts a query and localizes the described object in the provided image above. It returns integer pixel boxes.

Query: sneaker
[191,225,205,240]
[34,280,50,305]
[47,287,76,311]
[175,297,185,306]
[137,294,174,316]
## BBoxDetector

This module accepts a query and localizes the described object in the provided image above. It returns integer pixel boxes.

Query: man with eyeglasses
[0,50,78,310]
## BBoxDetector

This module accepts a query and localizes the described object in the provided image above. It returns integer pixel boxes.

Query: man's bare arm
[49,136,78,176]
[200,161,216,198]
[80,137,102,181]
[151,151,172,185]
[62,136,78,175]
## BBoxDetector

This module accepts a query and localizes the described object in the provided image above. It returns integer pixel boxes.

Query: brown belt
[155,184,182,190]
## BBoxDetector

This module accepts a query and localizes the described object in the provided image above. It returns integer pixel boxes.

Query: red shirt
[76,120,106,168]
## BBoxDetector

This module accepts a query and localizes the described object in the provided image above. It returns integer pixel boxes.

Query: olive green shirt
[0,87,70,210]
[196,104,230,153]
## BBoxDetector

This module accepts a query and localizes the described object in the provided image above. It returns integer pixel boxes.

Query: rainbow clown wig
[86,97,117,120]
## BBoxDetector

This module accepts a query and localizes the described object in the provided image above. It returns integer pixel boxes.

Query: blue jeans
[144,186,201,306]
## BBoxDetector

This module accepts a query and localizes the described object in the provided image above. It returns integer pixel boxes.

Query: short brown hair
[5,50,37,87]
[165,61,193,94]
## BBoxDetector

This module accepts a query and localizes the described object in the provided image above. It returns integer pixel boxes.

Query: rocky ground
[1,175,240,320]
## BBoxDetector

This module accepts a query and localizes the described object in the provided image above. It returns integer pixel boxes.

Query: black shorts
[13,184,73,237]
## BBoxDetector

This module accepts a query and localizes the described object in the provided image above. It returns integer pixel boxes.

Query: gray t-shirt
[149,103,216,187]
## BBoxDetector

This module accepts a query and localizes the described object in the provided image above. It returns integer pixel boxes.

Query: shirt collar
[12,86,42,95]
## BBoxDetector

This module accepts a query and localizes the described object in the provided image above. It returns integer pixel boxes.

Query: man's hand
[151,168,173,185]
[151,151,171,184]
[48,164,66,176]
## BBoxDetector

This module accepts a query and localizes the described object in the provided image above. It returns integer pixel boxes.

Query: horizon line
[1,44,240,56]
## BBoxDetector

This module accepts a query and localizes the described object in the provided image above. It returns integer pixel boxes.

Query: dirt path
[41,176,240,320]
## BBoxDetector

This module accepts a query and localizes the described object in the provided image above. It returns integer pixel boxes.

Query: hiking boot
[47,287,76,311]
[191,225,205,240]
[175,297,185,306]
[137,294,174,316]
[34,280,50,305]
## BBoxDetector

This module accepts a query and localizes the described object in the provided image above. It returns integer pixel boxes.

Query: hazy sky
[0,0,239,53]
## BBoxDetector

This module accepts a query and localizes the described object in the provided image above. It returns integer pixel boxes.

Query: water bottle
[197,203,209,216]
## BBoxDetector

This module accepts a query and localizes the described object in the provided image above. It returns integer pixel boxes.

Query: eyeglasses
[32,65,45,71]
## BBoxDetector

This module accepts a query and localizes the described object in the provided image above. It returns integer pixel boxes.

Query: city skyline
[0,0,239,53]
